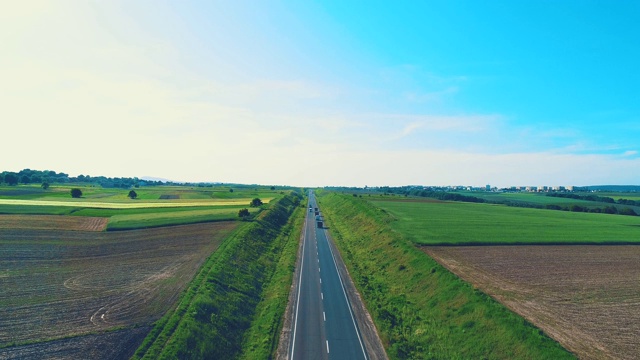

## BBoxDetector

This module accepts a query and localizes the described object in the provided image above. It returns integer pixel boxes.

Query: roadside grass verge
[318,193,574,359]
[372,200,640,245]
[238,201,305,359]
[132,191,302,360]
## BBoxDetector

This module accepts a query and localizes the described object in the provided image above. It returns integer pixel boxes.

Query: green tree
[70,188,83,198]
[250,198,263,207]
[270,186,275,190]
[238,208,250,219]
[229,188,234,193]
[619,208,637,216]
[41,182,50,190]
[128,190,138,199]
[4,173,18,186]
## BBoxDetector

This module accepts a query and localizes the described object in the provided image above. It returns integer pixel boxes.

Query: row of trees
[546,204,637,216]
[238,198,265,220]
[546,192,616,203]
[0,169,168,188]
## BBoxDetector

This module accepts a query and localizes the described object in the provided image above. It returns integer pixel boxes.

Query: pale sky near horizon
[2,1,639,187]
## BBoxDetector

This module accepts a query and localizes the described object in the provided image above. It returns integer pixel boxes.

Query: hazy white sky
[2,1,639,187]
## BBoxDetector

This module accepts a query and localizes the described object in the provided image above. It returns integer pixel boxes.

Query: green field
[106,207,260,230]
[372,199,640,245]
[319,193,573,359]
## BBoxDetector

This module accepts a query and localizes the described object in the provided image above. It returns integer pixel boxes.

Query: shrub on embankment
[132,191,302,360]
[318,192,574,360]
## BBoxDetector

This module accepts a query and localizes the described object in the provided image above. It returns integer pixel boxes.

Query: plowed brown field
[0,221,237,358]
[0,215,108,231]
[425,246,640,360]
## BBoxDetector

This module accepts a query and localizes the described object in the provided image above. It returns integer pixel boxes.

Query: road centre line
[326,340,330,354]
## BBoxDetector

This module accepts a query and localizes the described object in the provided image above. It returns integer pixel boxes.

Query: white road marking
[323,226,369,360]
[290,204,309,359]
[323,311,326,321]
[321,292,323,300]
[326,340,330,353]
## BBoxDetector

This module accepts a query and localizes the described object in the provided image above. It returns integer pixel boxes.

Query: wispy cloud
[403,86,459,103]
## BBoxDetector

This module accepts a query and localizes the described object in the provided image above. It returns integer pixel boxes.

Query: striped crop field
[0,198,273,209]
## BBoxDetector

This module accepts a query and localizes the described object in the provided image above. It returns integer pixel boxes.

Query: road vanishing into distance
[290,192,368,360]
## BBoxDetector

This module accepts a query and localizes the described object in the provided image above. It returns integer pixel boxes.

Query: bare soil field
[0,327,150,360]
[0,215,108,231]
[425,245,640,360]
[0,221,237,358]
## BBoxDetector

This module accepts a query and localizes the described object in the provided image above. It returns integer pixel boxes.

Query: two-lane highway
[290,192,368,360]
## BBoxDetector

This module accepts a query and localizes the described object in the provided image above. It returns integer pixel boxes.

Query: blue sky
[2,1,639,187]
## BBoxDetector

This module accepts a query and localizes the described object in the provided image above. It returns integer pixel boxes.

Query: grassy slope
[372,200,640,245]
[132,192,302,360]
[238,200,305,359]
[319,193,573,360]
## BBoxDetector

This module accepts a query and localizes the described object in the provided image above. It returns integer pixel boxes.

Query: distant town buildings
[470,184,576,193]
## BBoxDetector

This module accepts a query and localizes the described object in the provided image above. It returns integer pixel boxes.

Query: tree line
[0,169,168,188]
[547,192,640,208]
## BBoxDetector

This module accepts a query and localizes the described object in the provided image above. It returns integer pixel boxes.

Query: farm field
[105,206,260,230]
[425,245,640,360]
[0,185,276,230]
[0,198,269,208]
[0,220,238,358]
[371,199,640,245]
[0,184,282,202]
[0,214,107,231]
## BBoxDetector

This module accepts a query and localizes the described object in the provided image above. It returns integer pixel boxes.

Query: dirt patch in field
[158,194,180,199]
[0,222,237,355]
[424,245,640,360]
[0,215,108,231]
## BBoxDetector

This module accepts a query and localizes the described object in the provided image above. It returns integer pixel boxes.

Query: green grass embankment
[238,200,305,359]
[318,193,574,359]
[131,191,303,360]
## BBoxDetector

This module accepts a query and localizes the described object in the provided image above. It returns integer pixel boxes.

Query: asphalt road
[290,192,368,360]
